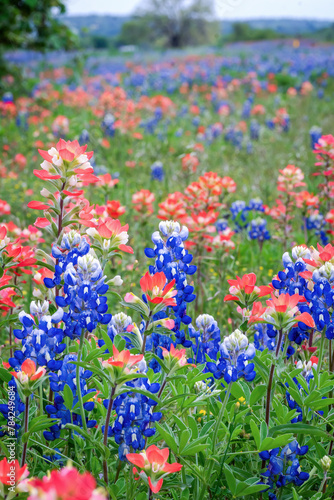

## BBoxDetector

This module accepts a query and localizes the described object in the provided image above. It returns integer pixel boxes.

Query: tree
[0,0,77,76]
[120,0,218,48]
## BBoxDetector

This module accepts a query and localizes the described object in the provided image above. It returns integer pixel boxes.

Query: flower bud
[109,275,123,287]
[320,455,331,471]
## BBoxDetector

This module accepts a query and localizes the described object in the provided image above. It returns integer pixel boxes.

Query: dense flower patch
[0,41,334,499]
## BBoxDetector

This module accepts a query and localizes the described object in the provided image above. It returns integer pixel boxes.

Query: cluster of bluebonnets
[2,199,334,498]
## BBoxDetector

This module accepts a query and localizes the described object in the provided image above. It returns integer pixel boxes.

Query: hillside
[61,15,331,38]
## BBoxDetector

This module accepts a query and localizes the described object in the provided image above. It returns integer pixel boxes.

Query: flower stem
[198,384,231,499]
[158,376,167,398]
[262,329,283,470]
[141,312,152,354]
[76,330,88,433]
[265,329,283,421]
[103,384,116,484]
[318,471,327,494]
[39,382,44,417]
[212,385,231,451]
[21,396,30,466]
[317,331,325,373]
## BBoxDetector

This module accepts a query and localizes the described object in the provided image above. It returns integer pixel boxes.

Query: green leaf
[236,483,268,497]
[260,421,267,443]
[310,398,334,409]
[269,423,334,440]
[250,419,260,449]
[259,434,293,452]
[253,356,269,381]
[182,436,208,455]
[62,384,74,410]
[155,423,178,453]
[179,429,191,453]
[173,415,187,431]
[250,385,267,406]
[199,421,215,437]
[224,463,237,494]
[187,415,199,439]
[230,381,245,400]
[0,367,12,383]
[101,330,115,354]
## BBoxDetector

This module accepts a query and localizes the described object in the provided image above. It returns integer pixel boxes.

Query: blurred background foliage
[1,0,334,77]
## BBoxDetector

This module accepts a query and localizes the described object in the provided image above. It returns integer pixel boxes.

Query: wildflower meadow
[1,40,334,500]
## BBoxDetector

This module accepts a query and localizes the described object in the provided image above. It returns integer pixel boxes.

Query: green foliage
[0,0,77,79]
[119,0,219,48]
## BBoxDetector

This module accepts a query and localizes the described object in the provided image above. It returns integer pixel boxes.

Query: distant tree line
[118,0,219,49]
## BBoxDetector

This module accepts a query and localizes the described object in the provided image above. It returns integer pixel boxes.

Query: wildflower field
[1,40,334,499]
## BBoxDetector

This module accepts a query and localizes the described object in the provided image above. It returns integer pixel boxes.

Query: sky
[65,0,334,19]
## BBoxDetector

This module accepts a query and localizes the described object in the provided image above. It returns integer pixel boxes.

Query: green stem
[198,384,231,499]
[21,396,30,466]
[141,312,152,354]
[39,382,44,417]
[76,330,88,432]
[212,385,231,451]
[103,384,117,484]
[318,471,327,494]
[282,334,289,361]
[317,331,325,373]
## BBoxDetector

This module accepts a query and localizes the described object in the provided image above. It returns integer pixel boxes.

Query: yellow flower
[197,409,206,422]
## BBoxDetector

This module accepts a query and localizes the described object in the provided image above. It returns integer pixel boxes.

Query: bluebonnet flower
[2,92,13,104]
[0,378,25,437]
[189,314,221,364]
[282,115,290,132]
[309,126,322,149]
[248,198,265,212]
[254,324,276,352]
[250,120,260,140]
[271,245,334,345]
[207,329,256,384]
[285,357,319,423]
[79,129,90,144]
[276,246,334,340]
[259,440,309,499]
[98,312,133,350]
[246,142,253,154]
[248,217,270,242]
[242,100,251,118]
[224,127,243,149]
[9,302,65,371]
[231,199,265,232]
[266,119,275,130]
[16,111,28,130]
[272,247,309,296]
[230,201,248,230]
[101,113,115,137]
[144,221,196,340]
[45,354,95,441]
[216,218,228,232]
[304,212,328,245]
[103,373,162,460]
[45,232,111,338]
[151,161,164,181]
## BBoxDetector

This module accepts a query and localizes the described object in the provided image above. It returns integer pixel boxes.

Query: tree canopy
[119,0,219,48]
[0,0,77,75]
